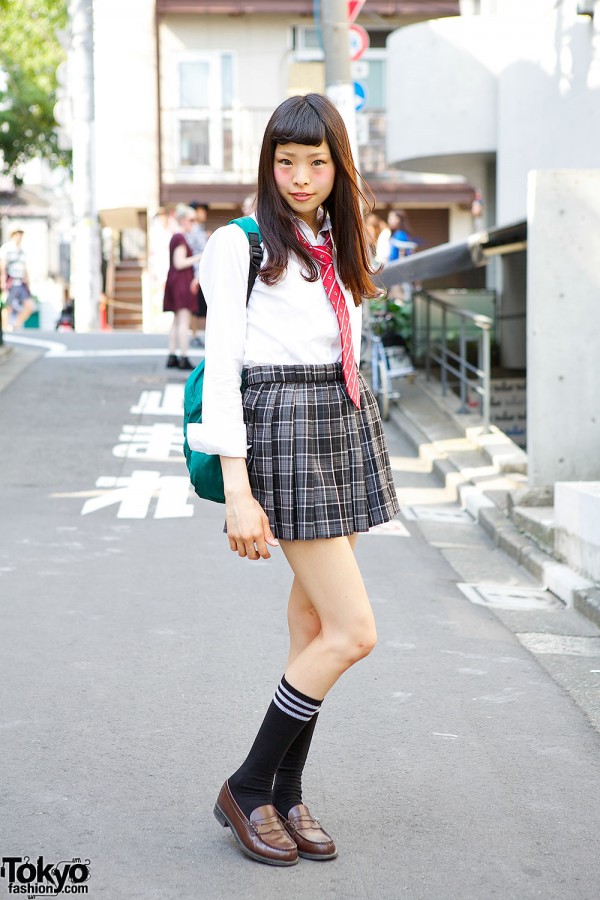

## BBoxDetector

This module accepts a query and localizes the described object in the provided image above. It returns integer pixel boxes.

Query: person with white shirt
[0,223,35,331]
[189,94,399,867]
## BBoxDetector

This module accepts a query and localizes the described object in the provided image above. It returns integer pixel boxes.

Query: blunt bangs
[270,98,326,148]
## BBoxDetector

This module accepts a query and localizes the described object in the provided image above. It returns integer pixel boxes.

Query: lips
[290,193,313,201]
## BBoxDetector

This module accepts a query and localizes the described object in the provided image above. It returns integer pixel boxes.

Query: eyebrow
[276,149,329,158]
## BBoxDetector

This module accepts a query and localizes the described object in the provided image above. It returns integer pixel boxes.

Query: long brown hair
[256,94,380,305]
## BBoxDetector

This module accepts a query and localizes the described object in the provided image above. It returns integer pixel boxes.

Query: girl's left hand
[191,278,199,294]
[225,491,279,560]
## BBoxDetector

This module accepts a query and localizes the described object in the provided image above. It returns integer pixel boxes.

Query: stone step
[511,505,555,553]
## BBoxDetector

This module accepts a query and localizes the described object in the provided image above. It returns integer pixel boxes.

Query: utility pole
[320,0,359,167]
[69,0,100,332]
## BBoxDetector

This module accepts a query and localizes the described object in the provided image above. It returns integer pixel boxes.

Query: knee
[326,625,377,668]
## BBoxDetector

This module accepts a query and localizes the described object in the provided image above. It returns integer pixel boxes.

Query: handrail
[417,290,492,425]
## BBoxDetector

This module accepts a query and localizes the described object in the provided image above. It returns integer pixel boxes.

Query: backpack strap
[229,216,263,305]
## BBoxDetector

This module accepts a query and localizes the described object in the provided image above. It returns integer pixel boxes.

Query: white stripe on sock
[278,681,320,714]
[273,692,314,721]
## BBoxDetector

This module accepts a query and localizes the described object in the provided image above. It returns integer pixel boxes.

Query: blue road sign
[354,80,367,111]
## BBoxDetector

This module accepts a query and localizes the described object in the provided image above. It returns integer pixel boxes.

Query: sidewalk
[388,372,600,629]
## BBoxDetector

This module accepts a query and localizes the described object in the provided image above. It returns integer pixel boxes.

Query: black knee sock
[272,711,319,818]
[228,675,322,819]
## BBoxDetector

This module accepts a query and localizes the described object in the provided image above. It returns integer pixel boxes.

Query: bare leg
[280,534,375,700]
[177,308,192,356]
[167,314,178,354]
[13,299,35,329]
[286,533,359,667]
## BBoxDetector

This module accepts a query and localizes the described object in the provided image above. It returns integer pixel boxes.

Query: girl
[190,93,400,867]
[163,204,203,371]
[388,209,417,263]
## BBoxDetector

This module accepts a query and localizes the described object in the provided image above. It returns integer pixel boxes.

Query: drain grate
[516,633,600,656]
[457,583,564,611]
[401,505,474,524]
[368,519,410,537]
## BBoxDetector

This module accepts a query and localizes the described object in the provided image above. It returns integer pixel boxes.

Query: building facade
[385,0,600,477]
[92,0,471,330]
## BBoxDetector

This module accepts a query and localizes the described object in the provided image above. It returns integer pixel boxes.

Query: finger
[261,516,279,548]
[236,540,247,558]
[227,535,237,553]
[245,543,260,561]
[254,535,271,560]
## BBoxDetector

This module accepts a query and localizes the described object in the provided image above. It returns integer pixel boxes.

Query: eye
[312,159,326,166]
[277,158,292,166]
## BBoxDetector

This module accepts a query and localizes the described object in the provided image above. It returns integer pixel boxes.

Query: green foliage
[368,295,413,348]
[0,0,70,181]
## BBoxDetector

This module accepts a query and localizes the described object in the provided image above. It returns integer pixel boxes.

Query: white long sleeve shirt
[187,214,363,458]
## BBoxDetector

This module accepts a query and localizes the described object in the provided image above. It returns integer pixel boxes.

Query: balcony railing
[162,106,390,185]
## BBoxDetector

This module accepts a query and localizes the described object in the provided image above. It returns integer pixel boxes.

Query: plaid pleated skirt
[242,363,400,542]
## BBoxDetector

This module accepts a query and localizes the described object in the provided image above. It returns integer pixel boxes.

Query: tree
[0,0,70,182]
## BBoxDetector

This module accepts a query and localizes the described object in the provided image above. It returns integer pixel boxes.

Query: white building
[386,0,600,483]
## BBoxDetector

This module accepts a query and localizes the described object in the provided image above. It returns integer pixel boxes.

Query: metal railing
[417,290,493,425]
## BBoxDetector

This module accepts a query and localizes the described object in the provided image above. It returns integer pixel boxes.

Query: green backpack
[183,217,263,504]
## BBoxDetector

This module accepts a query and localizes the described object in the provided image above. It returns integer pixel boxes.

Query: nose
[292,164,310,186]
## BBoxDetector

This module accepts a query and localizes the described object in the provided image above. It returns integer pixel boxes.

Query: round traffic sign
[349,23,369,62]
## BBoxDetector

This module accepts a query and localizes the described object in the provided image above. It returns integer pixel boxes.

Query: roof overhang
[379,220,527,287]
[156,1,459,16]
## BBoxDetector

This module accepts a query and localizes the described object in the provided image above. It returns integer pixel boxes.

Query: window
[291,26,324,61]
[175,52,235,174]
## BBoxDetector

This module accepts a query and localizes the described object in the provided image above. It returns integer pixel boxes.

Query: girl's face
[273,140,336,231]
[180,213,196,234]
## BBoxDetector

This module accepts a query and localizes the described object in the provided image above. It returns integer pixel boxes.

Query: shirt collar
[294,210,331,245]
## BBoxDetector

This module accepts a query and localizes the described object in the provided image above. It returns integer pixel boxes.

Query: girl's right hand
[225,491,279,560]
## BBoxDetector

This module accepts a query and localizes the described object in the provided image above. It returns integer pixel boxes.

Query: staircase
[109,259,144,330]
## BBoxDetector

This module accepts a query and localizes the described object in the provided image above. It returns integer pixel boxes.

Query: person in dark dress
[163,204,203,370]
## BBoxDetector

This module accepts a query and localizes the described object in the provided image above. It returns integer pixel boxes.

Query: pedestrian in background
[190,93,399,867]
[0,224,35,331]
[188,201,209,347]
[365,212,391,266]
[163,204,203,371]
[388,209,416,262]
[241,193,257,215]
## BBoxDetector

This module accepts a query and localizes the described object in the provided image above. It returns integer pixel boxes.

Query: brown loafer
[278,803,338,860]
[214,781,299,867]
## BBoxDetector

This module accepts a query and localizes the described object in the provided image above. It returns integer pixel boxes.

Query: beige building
[91,0,473,330]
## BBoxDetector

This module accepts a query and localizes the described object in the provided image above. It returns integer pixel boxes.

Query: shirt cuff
[186,422,248,459]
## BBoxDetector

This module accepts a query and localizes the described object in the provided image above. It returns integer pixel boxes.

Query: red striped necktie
[295,226,361,408]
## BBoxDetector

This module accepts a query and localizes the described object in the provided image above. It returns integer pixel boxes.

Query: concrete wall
[555,482,600,582]
[93,0,159,212]
[527,170,600,486]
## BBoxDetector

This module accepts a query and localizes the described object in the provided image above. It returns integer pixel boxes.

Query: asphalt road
[1,333,599,900]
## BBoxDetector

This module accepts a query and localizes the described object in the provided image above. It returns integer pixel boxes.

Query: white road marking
[113,423,184,461]
[4,334,67,354]
[130,385,185,416]
[47,348,183,359]
[80,471,194,519]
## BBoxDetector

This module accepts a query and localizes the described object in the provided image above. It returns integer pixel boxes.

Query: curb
[0,344,14,366]
[387,379,600,621]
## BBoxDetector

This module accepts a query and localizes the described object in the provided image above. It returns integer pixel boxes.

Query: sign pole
[320,0,359,169]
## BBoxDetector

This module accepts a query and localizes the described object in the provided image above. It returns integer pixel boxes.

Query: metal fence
[416,289,493,425]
